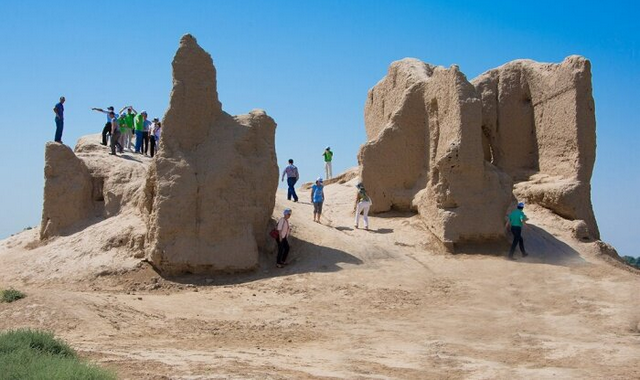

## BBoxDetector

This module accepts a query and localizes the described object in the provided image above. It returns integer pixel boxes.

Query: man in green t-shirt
[134,111,148,153]
[118,106,137,151]
[506,202,528,259]
[322,146,333,179]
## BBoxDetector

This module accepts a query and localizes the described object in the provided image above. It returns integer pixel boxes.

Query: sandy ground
[0,178,638,379]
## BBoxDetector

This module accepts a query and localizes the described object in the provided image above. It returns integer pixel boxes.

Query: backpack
[269,228,279,240]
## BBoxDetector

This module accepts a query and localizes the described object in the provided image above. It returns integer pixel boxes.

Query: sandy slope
[0,177,638,379]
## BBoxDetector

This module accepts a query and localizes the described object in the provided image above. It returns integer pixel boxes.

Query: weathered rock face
[472,56,599,239]
[359,56,599,246]
[40,142,95,239]
[145,35,278,274]
[40,137,151,246]
[359,59,513,245]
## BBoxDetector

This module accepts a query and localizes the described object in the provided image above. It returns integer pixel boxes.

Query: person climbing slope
[354,182,371,230]
[281,159,299,202]
[506,202,529,260]
[311,177,325,223]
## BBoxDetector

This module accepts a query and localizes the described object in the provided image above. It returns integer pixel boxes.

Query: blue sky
[0,1,637,257]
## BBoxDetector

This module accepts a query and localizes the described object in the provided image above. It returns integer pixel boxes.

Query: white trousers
[355,201,371,228]
[325,161,332,179]
[121,129,133,150]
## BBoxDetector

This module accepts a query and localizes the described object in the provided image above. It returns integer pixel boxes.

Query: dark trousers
[54,117,64,142]
[277,237,290,264]
[287,177,298,201]
[110,130,122,155]
[142,131,150,154]
[101,122,112,145]
[150,136,157,157]
[509,226,526,256]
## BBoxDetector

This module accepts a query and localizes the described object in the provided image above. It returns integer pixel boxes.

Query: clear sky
[0,1,637,257]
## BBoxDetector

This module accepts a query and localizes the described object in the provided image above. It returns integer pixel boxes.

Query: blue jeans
[135,130,144,152]
[54,117,64,142]
[287,177,298,201]
[509,226,526,256]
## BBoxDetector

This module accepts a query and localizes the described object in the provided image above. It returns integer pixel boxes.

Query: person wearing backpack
[276,208,293,268]
[322,147,333,179]
[281,159,299,202]
[354,183,371,230]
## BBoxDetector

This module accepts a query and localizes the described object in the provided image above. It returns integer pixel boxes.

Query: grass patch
[0,329,116,380]
[0,288,26,303]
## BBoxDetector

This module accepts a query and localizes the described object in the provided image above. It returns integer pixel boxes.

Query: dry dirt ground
[1,178,638,379]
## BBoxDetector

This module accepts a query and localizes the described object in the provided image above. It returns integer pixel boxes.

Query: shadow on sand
[454,224,586,267]
[164,236,363,286]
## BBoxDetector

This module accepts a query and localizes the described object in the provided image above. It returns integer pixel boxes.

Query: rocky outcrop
[359,59,513,246]
[39,35,278,274]
[40,142,95,239]
[359,56,599,247]
[144,35,278,274]
[472,56,599,239]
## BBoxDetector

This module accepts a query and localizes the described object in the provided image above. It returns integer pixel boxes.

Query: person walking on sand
[323,146,333,179]
[119,106,137,151]
[92,106,118,146]
[53,96,65,143]
[354,183,371,230]
[506,202,528,260]
[276,208,293,268]
[281,159,299,202]
[108,111,122,155]
[311,177,325,223]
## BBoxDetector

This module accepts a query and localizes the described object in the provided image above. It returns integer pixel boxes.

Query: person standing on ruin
[142,113,152,155]
[323,146,333,179]
[276,208,293,268]
[119,106,137,151]
[150,118,161,157]
[506,202,528,260]
[311,177,325,223]
[108,111,122,155]
[354,183,371,230]
[281,159,299,202]
[92,106,118,146]
[134,110,148,154]
[53,96,65,143]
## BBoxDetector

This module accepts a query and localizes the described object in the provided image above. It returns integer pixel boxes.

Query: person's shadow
[455,223,586,267]
[165,236,363,286]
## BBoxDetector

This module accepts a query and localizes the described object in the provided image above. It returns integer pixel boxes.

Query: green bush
[1,288,26,303]
[622,256,640,269]
[0,329,116,380]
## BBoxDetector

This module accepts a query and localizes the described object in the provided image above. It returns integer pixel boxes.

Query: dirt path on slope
[0,181,638,379]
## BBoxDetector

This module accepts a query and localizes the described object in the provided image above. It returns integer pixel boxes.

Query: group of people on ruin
[53,96,528,269]
[91,105,162,157]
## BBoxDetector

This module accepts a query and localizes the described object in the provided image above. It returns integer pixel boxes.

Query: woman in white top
[150,119,162,158]
[276,208,292,268]
[354,183,372,230]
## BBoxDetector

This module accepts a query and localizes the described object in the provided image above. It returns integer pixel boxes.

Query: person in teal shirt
[506,202,528,259]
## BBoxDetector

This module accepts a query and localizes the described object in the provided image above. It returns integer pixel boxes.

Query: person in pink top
[276,208,292,268]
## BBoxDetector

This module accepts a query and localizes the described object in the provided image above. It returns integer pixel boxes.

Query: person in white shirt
[150,118,162,157]
[276,208,292,268]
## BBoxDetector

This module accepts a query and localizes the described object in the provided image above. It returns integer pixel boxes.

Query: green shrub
[0,288,26,303]
[0,329,116,380]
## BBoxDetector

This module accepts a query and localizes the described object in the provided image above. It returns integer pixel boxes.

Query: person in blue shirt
[506,202,528,260]
[311,177,325,223]
[53,96,65,143]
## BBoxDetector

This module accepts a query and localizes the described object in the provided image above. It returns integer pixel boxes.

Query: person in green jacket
[506,202,528,259]
[134,110,148,153]
[118,106,137,151]
[322,146,333,179]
